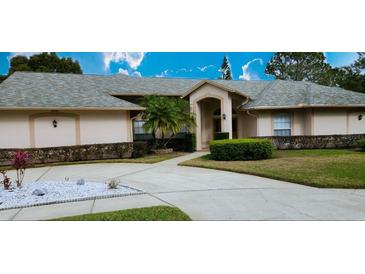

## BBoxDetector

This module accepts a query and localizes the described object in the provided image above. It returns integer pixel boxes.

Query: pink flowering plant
[11,151,31,188]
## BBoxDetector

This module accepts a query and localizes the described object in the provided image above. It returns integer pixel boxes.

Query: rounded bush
[214,132,229,140]
[209,138,273,161]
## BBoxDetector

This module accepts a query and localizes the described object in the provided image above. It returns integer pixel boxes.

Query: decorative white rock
[32,188,47,196]
[0,180,142,210]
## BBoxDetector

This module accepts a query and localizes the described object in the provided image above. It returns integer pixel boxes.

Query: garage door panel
[348,112,365,134]
[34,116,76,148]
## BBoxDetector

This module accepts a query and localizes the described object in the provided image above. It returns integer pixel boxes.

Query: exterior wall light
[359,115,363,121]
[52,120,58,128]
[222,114,226,120]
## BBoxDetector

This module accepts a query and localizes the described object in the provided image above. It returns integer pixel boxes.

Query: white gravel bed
[0,180,143,210]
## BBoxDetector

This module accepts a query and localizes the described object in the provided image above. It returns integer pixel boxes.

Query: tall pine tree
[220,56,233,80]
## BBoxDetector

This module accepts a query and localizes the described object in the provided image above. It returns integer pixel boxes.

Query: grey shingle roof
[243,80,365,109]
[213,79,272,99]
[1,71,365,110]
[104,74,201,95]
[0,72,143,109]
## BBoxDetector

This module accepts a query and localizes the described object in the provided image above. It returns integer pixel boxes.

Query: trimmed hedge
[214,132,229,140]
[210,138,273,161]
[0,142,148,166]
[136,132,196,152]
[266,134,365,150]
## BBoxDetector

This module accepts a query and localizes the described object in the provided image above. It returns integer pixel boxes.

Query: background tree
[336,53,365,93]
[141,96,195,149]
[0,75,7,83]
[58,57,83,73]
[9,55,31,74]
[265,52,333,85]
[8,52,82,75]
[220,56,233,80]
[353,52,365,70]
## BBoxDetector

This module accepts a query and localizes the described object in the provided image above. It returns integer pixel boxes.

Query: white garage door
[34,116,77,148]
[348,112,365,134]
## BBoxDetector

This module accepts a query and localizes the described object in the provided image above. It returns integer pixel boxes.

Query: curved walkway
[2,152,365,220]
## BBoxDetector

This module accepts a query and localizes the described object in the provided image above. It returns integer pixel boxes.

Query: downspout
[130,111,143,121]
[246,109,257,118]
[237,97,249,112]
[245,109,259,137]
[238,97,257,117]
[238,97,259,136]
[241,97,250,107]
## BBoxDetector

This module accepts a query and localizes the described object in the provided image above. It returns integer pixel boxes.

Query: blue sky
[0,52,359,80]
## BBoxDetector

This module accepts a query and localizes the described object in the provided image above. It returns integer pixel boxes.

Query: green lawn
[52,206,191,221]
[180,149,365,188]
[1,152,187,170]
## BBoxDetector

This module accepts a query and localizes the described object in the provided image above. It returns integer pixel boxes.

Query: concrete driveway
[2,152,365,220]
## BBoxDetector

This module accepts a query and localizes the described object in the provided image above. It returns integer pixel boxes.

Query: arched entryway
[187,81,250,150]
[194,96,238,149]
[197,97,222,149]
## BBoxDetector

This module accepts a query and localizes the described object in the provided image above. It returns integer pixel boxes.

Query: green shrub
[357,138,365,151]
[184,133,196,152]
[210,138,273,161]
[132,141,148,158]
[214,132,229,140]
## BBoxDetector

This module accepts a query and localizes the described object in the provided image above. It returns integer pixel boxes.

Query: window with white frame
[133,120,146,134]
[273,113,291,136]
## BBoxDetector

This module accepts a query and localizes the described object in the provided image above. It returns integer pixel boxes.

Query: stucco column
[222,94,232,139]
[192,100,202,151]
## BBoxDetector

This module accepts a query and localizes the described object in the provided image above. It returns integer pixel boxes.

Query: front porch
[184,81,255,150]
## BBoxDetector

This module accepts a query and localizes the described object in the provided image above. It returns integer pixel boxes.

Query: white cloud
[156,67,195,77]
[118,68,141,77]
[131,71,142,77]
[103,52,145,71]
[197,65,215,72]
[118,68,129,75]
[155,69,169,78]
[239,58,263,80]
[157,68,193,77]
[177,68,192,72]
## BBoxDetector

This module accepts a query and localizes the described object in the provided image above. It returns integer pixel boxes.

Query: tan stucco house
[1,71,365,150]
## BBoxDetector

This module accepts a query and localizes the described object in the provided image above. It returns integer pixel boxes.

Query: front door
[213,117,221,133]
[213,116,237,138]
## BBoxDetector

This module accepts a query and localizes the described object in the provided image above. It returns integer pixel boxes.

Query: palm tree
[141,95,195,148]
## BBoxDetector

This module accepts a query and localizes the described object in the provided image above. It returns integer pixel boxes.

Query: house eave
[0,106,146,111]
[245,104,365,110]
[109,93,181,97]
[180,80,251,99]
